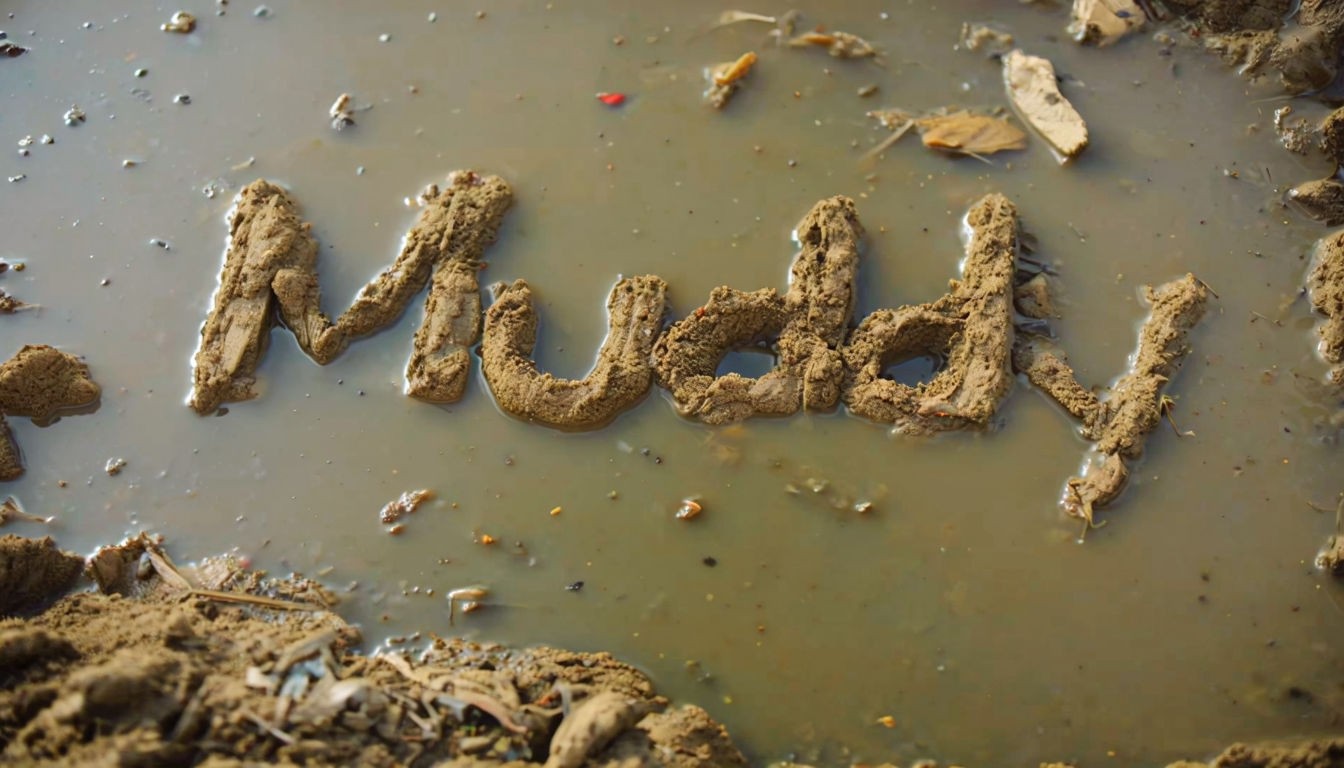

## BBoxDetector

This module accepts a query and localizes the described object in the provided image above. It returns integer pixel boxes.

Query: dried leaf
[915,112,1027,155]
[788,30,877,59]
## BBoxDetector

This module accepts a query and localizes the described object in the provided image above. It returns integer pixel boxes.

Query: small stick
[861,119,914,162]
[186,588,324,612]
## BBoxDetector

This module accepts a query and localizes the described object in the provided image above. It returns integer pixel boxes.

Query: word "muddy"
[189,172,1208,527]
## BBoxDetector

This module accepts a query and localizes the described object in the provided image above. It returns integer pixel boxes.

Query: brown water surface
[3,1,1343,765]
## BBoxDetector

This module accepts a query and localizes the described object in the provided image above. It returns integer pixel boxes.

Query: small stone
[378,32,391,42]
[134,67,148,77]
[7,174,25,183]
[105,457,127,476]
[121,159,138,168]
[173,93,191,105]
[39,134,53,144]
[253,5,270,17]
[427,11,437,22]
[64,105,86,126]
[161,10,196,33]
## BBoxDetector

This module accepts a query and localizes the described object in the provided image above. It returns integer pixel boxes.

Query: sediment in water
[189,172,513,415]
[482,276,669,429]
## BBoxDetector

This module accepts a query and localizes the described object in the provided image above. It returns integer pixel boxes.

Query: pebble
[105,457,127,476]
[64,105,86,126]
[173,93,191,105]
[253,5,270,17]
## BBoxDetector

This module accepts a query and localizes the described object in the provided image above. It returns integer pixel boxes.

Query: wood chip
[1002,50,1088,163]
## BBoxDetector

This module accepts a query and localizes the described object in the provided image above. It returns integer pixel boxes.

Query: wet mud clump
[0,535,745,767]
[0,535,83,615]
[654,196,862,424]
[843,194,1018,433]
[1173,738,1344,768]
[189,171,513,414]
[1175,0,1344,93]
[1307,229,1344,383]
[0,345,100,480]
[483,276,669,429]
[1014,274,1209,532]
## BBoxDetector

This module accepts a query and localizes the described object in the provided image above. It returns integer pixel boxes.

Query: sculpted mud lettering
[482,276,669,429]
[1014,274,1209,533]
[189,171,513,414]
[842,193,1018,433]
[653,195,861,423]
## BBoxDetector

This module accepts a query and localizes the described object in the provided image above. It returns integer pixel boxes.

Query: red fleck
[596,92,627,107]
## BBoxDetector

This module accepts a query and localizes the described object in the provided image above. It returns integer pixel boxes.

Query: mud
[1322,107,1344,166]
[843,194,1017,433]
[0,345,100,481]
[0,535,743,767]
[653,196,861,424]
[483,277,668,429]
[1289,179,1344,226]
[0,535,83,615]
[1307,229,1344,382]
[1180,0,1344,93]
[1178,738,1344,768]
[189,172,513,414]
[1015,275,1209,528]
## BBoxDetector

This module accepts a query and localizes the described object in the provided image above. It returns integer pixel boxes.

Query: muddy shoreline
[0,531,1339,768]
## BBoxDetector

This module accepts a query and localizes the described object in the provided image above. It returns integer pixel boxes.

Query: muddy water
[3,0,1343,764]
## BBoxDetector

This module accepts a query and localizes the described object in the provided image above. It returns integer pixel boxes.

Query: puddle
[2,0,1343,765]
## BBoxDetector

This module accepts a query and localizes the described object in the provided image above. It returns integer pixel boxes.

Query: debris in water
[550,505,563,516]
[914,110,1028,158]
[1003,50,1089,162]
[0,41,27,58]
[565,580,584,591]
[1068,0,1145,46]
[0,497,52,525]
[5,174,24,184]
[877,714,897,728]
[446,584,488,623]
[959,22,1015,56]
[329,92,356,130]
[705,51,757,109]
[1274,105,1316,155]
[63,105,86,126]
[378,489,434,524]
[1319,535,1344,576]
[788,30,878,60]
[161,11,197,33]
[675,498,703,520]
[104,458,127,476]
[596,91,627,106]
[856,83,879,98]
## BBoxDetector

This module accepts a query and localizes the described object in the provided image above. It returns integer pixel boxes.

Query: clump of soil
[0,345,100,480]
[190,171,513,414]
[1015,274,1209,532]
[1288,179,1344,226]
[1307,229,1344,382]
[654,195,862,424]
[1173,738,1344,767]
[1172,0,1344,93]
[482,276,669,429]
[0,535,83,615]
[843,193,1018,433]
[0,534,745,767]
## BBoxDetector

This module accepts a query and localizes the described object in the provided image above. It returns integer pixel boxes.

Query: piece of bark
[1003,50,1089,163]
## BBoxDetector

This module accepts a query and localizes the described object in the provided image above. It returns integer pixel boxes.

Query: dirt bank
[0,534,744,767]
[190,171,513,415]
[1308,228,1344,383]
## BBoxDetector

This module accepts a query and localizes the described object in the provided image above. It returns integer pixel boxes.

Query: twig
[861,119,914,163]
[186,588,324,612]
